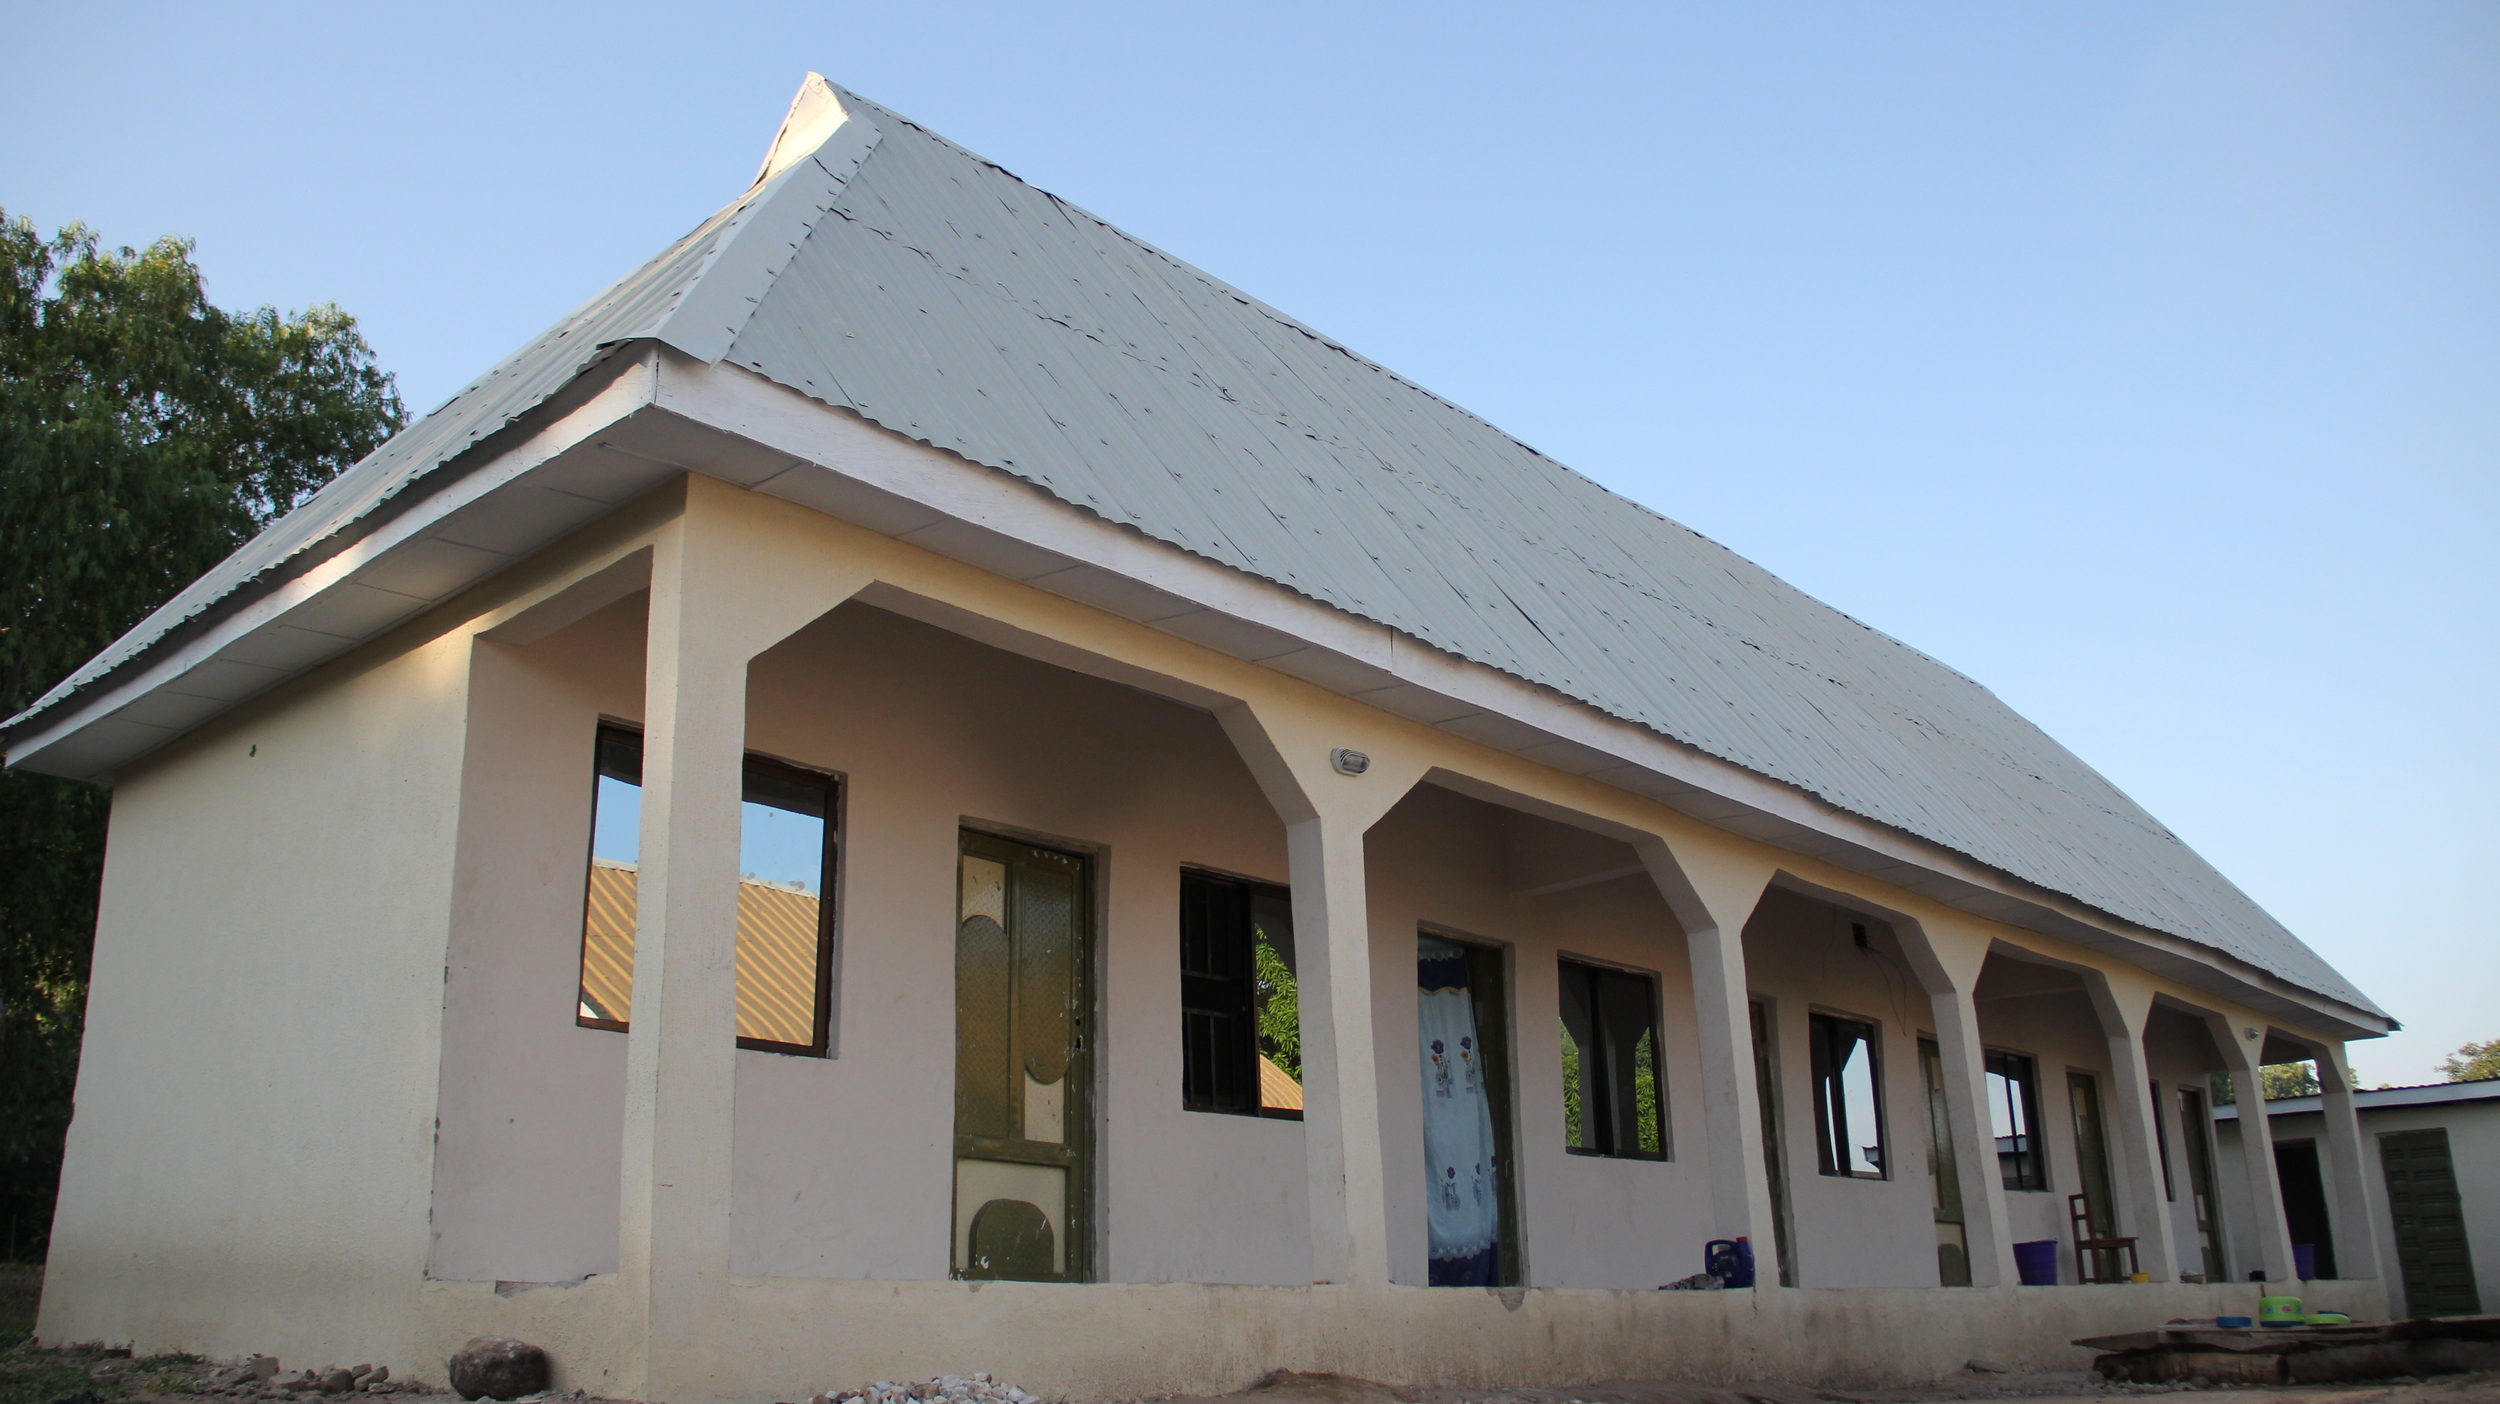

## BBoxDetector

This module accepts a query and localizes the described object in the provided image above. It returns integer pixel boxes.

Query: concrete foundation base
[385,1278,2393,1403]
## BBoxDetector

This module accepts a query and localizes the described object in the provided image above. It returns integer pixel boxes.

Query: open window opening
[1557,958,1668,1160]
[573,723,842,1055]
[1986,1049,2047,1190]
[1177,869,1302,1118]
[1810,1011,1886,1178]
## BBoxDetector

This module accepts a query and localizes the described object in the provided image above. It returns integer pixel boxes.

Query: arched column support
[2199,1007,2299,1283]
[1215,699,1431,1287]
[2077,972,2182,1281]
[1633,840,1782,1267]
[2279,1033,2384,1283]
[1766,879,2017,1288]
[617,478,875,1400]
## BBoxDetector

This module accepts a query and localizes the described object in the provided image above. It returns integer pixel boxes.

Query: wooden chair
[2070,1193,2140,1283]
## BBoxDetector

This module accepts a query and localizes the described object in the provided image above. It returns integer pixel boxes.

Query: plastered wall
[429,593,647,1283]
[430,599,1315,1287]
[1363,785,1713,1290]
[1740,887,1941,1288]
[41,626,474,1363]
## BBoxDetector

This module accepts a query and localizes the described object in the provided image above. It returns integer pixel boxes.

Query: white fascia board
[3,352,666,779]
[652,354,2389,1041]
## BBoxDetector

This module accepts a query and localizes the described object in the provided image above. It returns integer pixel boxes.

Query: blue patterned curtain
[1418,935,1500,1285]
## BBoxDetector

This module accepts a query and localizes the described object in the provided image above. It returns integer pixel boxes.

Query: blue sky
[6,1,2491,1082]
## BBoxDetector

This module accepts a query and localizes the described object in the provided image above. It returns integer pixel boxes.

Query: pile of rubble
[196,1359,430,1397]
[806,1374,1045,1404]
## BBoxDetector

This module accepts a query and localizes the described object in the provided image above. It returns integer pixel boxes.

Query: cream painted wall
[1740,887,1941,1288]
[40,626,474,1363]
[1363,785,1713,1290]
[429,592,648,1282]
[2142,1006,2234,1282]
[728,603,1307,1285]
[1971,975,2118,1280]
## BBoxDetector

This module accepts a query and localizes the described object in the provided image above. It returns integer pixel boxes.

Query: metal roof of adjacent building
[0,78,2382,1020]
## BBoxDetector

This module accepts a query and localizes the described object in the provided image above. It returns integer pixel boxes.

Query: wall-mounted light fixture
[1329,748,1370,776]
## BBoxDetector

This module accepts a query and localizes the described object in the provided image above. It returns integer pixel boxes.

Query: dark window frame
[1986,1048,2049,1191]
[1557,957,1670,1161]
[573,723,844,1058]
[1809,1010,1888,1180]
[1177,867,1301,1119]
[734,750,843,1058]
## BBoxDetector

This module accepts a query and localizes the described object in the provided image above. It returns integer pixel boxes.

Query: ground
[0,1322,2489,1404]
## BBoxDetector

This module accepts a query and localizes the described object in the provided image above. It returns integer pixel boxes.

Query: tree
[0,212,402,1261]
[2442,1038,2500,1084]
[2210,1061,2329,1106]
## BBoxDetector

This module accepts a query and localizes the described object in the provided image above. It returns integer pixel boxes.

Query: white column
[1931,987,2019,1287]
[1286,812,1392,1285]
[1635,841,1780,1277]
[613,481,869,1398]
[2097,990,2181,1281]
[2312,1043,2384,1281]
[615,522,753,1399]
[2215,1016,2299,1284]
[1214,704,1423,1289]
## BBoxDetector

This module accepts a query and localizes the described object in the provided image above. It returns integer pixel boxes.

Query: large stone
[447,1338,548,1401]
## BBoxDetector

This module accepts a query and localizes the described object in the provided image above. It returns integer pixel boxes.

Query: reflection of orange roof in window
[1259,1053,1303,1112]
[578,860,821,1046]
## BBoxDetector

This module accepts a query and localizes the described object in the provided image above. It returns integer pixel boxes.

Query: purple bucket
[2013,1239,2060,1286]
[2294,1244,2318,1280]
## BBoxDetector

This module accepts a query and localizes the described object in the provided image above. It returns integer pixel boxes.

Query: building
[6,76,2398,1400]
[2215,1080,2497,1319]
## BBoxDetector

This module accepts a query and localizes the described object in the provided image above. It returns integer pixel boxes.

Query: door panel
[1922,1038,1971,1286]
[953,832,1090,1281]
[2178,1086,2226,1280]
[2380,1128,2481,1317]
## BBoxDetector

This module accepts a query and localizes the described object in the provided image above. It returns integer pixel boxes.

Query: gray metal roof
[2,80,2380,1019]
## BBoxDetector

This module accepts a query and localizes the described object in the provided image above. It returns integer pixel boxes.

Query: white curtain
[1418,935,1499,1282]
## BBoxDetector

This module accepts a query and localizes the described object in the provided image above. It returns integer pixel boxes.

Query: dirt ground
[1148,1370,2500,1404]
[2,1346,2494,1404]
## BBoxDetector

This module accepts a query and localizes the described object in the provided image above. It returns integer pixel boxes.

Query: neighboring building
[2215,1080,2498,1318]
[5,77,2400,1400]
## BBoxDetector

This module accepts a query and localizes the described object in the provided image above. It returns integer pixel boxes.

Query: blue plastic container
[1705,1236,1757,1288]
[2293,1244,2318,1280]
[2012,1239,2060,1286]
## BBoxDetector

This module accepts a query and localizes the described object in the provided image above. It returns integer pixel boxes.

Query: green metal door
[1922,1039,1971,1285]
[2380,1128,2481,1317]
[954,831,1091,1281]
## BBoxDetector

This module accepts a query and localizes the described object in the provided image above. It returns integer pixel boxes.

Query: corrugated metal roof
[1,78,2380,1020]
[718,87,2376,1017]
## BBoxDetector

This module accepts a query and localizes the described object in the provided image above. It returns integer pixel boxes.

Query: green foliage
[1251,927,1299,1083]
[2210,1062,2329,1107]
[2442,1038,2500,1084]
[1633,1026,1660,1154]
[1559,1019,1583,1146]
[0,211,402,1261]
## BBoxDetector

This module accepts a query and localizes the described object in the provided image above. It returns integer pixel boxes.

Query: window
[1558,959,1667,1159]
[1810,1012,1885,1178]
[1177,870,1302,1118]
[1986,1050,2046,1190]
[2152,1079,2174,1201]
[574,725,841,1055]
